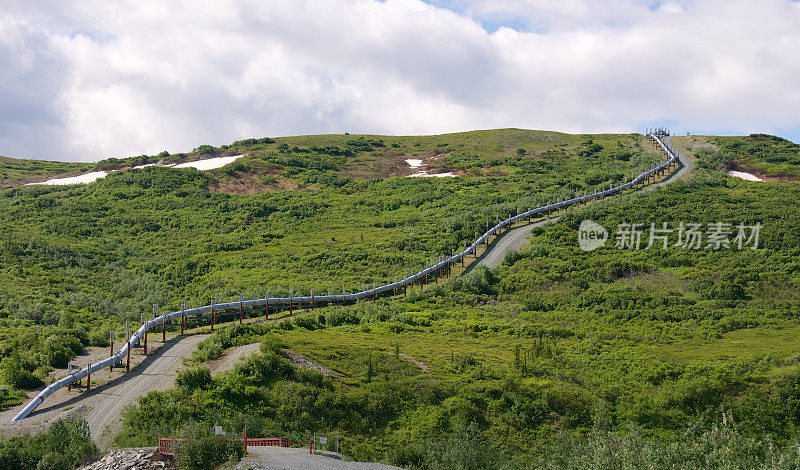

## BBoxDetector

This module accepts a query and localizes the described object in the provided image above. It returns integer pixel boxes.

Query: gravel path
[467,216,559,270]
[469,136,693,270]
[0,334,207,448]
[209,343,262,376]
[235,447,404,470]
[648,136,693,190]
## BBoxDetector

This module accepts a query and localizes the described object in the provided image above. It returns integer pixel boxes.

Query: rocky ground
[79,448,175,470]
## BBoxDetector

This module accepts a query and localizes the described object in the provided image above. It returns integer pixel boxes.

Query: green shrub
[40,334,82,368]
[326,310,360,327]
[418,422,508,470]
[0,356,43,390]
[88,327,111,347]
[0,418,97,470]
[294,316,320,330]
[175,423,244,470]
[176,368,213,394]
[192,340,223,363]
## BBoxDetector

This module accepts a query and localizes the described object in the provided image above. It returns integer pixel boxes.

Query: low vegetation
[691,133,800,178]
[0,418,97,469]
[0,156,92,186]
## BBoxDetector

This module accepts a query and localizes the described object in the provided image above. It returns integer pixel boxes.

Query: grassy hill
[674,133,800,179]
[2,129,654,192]
[115,172,800,468]
[0,129,658,410]
[2,129,800,468]
[0,156,92,187]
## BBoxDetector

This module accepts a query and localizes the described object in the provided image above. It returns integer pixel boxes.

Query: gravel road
[0,334,207,448]
[467,216,559,270]
[648,136,693,190]
[469,136,693,270]
[234,447,404,470]
[209,342,262,376]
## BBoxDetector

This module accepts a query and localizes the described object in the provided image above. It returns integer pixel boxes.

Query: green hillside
[114,172,800,468]
[2,129,800,469]
[0,156,92,186]
[0,129,659,409]
[675,133,800,179]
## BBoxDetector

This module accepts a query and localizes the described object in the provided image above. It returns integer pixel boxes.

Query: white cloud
[0,0,799,161]
[659,2,685,14]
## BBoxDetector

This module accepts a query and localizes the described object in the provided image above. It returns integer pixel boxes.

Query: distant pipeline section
[12,131,680,423]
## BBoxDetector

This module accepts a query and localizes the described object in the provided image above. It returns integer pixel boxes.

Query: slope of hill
[673,133,800,180]
[7,129,655,192]
[0,156,93,187]
[115,173,800,467]
[2,129,800,469]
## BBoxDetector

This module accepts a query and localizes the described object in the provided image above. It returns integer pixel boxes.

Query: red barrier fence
[246,437,290,447]
[158,437,312,456]
[158,438,184,455]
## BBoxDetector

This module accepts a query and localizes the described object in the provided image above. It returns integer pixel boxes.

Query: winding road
[474,136,693,268]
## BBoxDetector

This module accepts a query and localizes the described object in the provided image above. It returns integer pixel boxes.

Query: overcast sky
[2,0,799,162]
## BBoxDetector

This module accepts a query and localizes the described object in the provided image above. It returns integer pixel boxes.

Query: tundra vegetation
[1,130,799,469]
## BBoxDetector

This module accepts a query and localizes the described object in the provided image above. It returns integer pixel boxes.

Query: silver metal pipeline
[12,133,679,423]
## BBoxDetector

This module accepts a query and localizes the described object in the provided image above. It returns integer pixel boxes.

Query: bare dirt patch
[208,343,262,376]
[396,353,429,372]
[208,172,313,194]
[281,350,343,377]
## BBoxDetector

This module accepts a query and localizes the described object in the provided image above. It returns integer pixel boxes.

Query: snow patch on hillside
[30,155,243,185]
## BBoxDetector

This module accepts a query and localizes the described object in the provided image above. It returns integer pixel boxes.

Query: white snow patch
[727,170,763,182]
[28,155,245,186]
[405,158,456,177]
[173,155,241,170]
[32,171,109,185]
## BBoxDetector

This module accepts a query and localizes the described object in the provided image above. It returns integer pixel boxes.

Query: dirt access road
[0,334,208,447]
[471,138,693,269]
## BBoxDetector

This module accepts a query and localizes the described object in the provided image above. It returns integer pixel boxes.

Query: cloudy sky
[1,0,799,162]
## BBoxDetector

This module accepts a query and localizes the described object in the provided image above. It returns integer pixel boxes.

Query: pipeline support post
[211,295,216,332]
[109,330,115,372]
[126,321,131,372]
[239,293,244,324]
